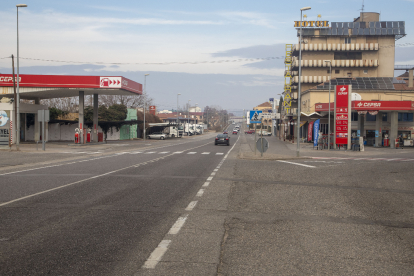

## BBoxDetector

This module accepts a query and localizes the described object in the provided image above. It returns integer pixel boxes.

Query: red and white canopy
[0,74,142,100]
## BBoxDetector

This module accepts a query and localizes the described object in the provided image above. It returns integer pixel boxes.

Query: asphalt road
[1,124,414,275]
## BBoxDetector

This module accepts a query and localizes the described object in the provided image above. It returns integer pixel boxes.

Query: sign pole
[334,86,337,149]
[261,122,264,157]
[254,124,257,155]
[42,110,45,151]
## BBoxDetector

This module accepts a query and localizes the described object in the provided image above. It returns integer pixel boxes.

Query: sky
[1,0,414,114]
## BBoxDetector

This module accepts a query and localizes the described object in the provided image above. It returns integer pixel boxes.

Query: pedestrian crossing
[58,151,225,156]
[309,157,414,162]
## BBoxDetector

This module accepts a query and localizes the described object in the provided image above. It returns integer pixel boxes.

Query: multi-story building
[281,12,413,148]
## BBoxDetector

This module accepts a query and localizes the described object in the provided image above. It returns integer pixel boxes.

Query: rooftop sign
[294,21,329,27]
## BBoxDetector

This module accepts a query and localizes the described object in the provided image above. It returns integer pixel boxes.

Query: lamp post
[297,6,311,157]
[143,74,149,141]
[177,93,181,126]
[187,99,191,125]
[324,60,332,149]
[16,4,27,148]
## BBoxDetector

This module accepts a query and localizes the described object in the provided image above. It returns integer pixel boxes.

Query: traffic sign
[249,110,262,124]
[256,137,269,153]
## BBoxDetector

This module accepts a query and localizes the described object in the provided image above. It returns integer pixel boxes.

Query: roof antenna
[359,0,365,22]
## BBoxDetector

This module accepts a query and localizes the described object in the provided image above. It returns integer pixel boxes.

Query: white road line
[187,152,196,154]
[216,153,224,155]
[142,240,171,269]
[145,152,156,154]
[277,160,316,168]
[201,152,210,155]
[202,182,210,187]
[196,189,205,197]
[211,172,216,176]
[185,201,198,211]
[159,151,170,154]
[173,151,183,154]
[213,169,218,172]
[207,176,213,181]
[168,215,188,235]
[130,151,142,154]
[387,158,403,161]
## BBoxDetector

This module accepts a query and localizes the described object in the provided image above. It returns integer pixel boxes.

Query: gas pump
[383,134,389,147]
[74,128,80,144]
[86,128,92,143]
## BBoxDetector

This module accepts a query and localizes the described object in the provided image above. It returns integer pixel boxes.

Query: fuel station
[0,74,142,145]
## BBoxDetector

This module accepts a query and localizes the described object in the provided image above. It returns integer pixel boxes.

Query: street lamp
[143,74,149,141]
[16,4,27,148]
[297,6,311,157]
[324,60,332,149]
[187,99,191,125]
[177,93,181,126]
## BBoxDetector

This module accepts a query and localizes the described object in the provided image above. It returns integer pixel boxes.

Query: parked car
[215,134,230,146]
[232,130,238,135]
[245,130,255,134]
[147,132,167,140]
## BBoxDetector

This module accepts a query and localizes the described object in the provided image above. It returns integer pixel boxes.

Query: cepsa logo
[0,76,21,82]
[337,86,348,95]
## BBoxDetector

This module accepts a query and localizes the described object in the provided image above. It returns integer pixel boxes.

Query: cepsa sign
[294,21,329,27]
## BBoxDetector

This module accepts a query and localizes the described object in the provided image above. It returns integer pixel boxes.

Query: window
[382,113,387,122]
[335,70,340,74]
[398,113,413,122]
[363,70,368,74]
[327,69,331,74]
[334,52,362,60]
[351,112,358,121]
[344,38,352,44]
[366,114,376,121]
[347,73,352,77]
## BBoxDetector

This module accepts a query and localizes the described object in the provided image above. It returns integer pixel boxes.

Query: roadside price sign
[335,85,351,145]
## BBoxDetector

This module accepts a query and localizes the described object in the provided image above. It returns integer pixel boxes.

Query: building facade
[281,12,412,148]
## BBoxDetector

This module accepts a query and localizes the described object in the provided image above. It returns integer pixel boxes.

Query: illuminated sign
[294,21,329,27]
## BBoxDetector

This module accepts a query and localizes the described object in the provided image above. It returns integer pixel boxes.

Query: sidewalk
[239,134,414,160]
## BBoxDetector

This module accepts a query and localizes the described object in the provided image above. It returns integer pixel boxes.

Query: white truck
[148,123,182,138]
[185,123,195,136]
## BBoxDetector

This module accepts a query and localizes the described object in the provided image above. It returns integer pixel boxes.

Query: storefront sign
[315,101,414,112]
[308,121,314,142]
[335,85,351,145]
[294,21,329,27]
[0,110,10,146]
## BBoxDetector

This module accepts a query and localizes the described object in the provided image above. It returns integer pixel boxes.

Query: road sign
[249,110,262,124]
[256,137,269,153]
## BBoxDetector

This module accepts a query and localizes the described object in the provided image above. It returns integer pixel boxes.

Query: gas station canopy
[0,74,142,100]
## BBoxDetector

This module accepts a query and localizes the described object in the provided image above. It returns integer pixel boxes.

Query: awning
[300,121,307,127]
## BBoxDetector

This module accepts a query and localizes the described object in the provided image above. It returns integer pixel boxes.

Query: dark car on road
[215,134,230,146]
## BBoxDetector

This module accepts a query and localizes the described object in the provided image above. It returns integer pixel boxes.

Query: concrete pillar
[357,113,365,138]
[390,111,398,149]
[375,112,382,147]
[93,94,98,143]
[409,69,413,88]
[79,91,84,144]
[34,98,40,142]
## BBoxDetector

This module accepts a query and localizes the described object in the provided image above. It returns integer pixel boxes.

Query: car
[215,134,230,146]
[245,130,255,134]
[223,131,228,134]
[147,132,167,140]
[232,130,238,135]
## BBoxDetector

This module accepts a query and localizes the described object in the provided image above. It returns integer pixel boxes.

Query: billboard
[0,110,11,146]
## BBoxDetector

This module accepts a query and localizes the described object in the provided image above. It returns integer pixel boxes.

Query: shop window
[335,70,340,74]
[382,113,387,122]
[366,114,376,121]
[363,70,368,74]
[344,38,352,44]
[398,113,413,122]
[334,52,362,60]
[351,112,358,121]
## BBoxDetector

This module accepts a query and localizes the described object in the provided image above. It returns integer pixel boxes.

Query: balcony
[293,59,379,68]
[293,43,379,51]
